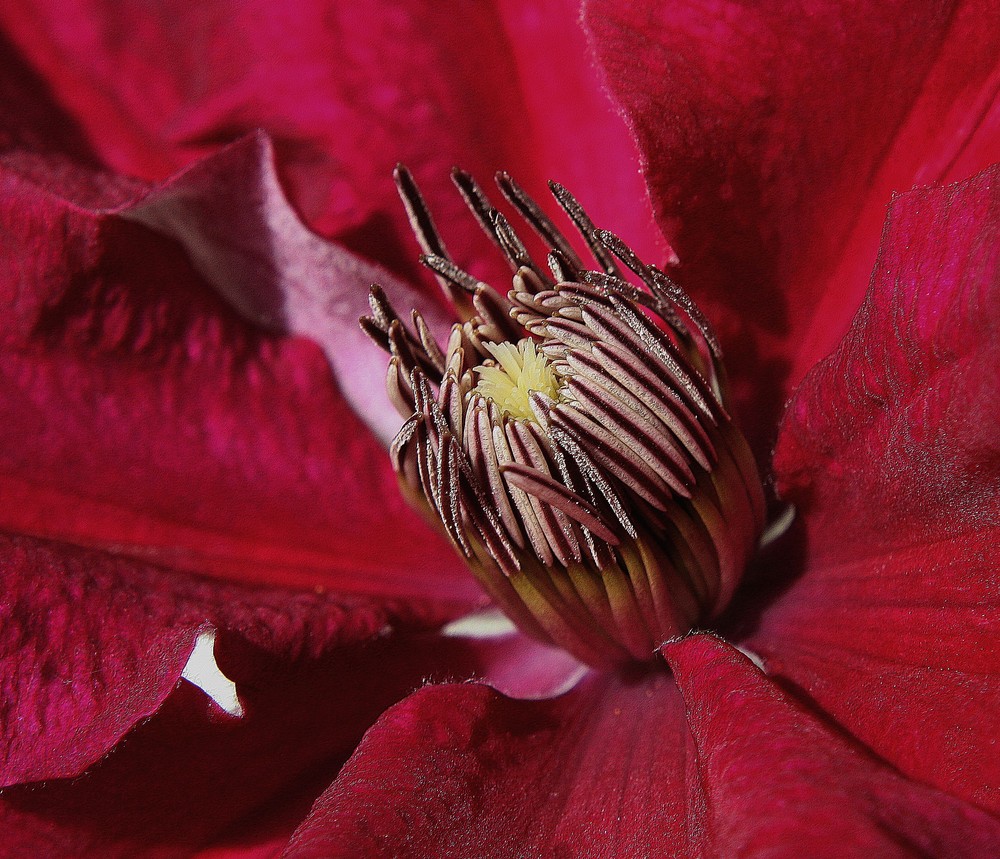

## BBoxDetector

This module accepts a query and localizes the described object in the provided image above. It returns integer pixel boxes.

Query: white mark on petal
[538,663,589,699]
[759,504,796,549]
[735,643,767,672]
[442,608,518,639]
[181,628,243,717]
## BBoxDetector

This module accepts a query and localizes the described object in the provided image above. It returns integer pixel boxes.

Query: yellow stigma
[473,339,560,422]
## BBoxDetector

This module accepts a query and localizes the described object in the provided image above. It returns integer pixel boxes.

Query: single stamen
[496,171,585,274]
[361,168,765,668]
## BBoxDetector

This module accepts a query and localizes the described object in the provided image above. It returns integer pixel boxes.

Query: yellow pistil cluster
[473,339,561,423]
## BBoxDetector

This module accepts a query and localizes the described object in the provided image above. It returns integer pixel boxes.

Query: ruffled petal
[284,670,694,857]
[121,131,454,445]
[284,634,1000,856]
[0,147,474,600]
[0,0,654,284]
[0,30,145,207]
[0,530,459,788]
[759,165,1000,811]
[663,634,1000,857]
[2,625,549,856]
[585,0,1000,450]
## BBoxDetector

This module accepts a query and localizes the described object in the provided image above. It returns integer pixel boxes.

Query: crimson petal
[2,627,559,856]
[760,164,1000,812]
[0,530,459,788]
[0,29,144,207]
[0,149,474,599]
[663,634,1000,857]
[284,636,1000,856]
[122,131,455,446]
[493,0,659,264]
[0,1,654,285]
[585,0,1000,452]
[284,671,693,857]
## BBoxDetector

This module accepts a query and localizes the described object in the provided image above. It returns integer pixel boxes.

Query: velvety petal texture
[759,164,1000,811]
[3,625,570,857]
[285,635,1000,857]
[121,131,454,445]
[283,669,693,858]
[585,0,1000,450]
[0,146,476,600]
[0,529,457,789]
[2,0,999,855]
[663,635,1000,857]
[2,533,201,786]
[492,0,660,263]
[0,0,656,285]
[0,28,145,208]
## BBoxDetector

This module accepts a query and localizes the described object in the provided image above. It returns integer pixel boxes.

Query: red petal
[285,637,1000,856]
[760,165,1000,811]
[0,31,146,207]
[585,0,1000,451]
[0,1,655,281]
[0,530,457,787]
[2,626,541,855]
[123,132,455,446]
[0,150,475,600]
[284,671,693,857]
[663,634,1000,857]
[494,0,660,263]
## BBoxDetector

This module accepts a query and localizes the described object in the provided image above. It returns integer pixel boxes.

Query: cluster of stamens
[361,166,764,667]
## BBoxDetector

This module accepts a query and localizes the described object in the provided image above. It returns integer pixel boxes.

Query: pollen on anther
[473,339,561,423]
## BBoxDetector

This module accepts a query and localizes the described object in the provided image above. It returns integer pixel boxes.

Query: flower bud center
[474,340,561,424]
[361,166,765,669]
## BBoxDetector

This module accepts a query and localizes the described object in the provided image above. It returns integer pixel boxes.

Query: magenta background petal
[0,0,655,286]
[0,28,146,207]
[122,132,455,444]
[494,0,660,263]
[2,628,533,857]
[585,0,1000,452]
[664,635,1000,857]
[284,671,692,858]
[759,165,1000,811]
[0,157,476,599]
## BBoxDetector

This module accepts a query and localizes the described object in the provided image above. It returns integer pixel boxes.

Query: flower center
[474,340,561,423]
[361,166,765,668]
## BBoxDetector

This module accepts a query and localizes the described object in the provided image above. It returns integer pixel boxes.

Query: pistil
[474,340,562,424]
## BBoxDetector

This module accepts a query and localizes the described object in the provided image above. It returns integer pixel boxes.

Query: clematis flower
[0,1,999,857]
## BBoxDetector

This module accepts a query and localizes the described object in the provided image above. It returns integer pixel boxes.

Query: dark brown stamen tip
[496,171,585,272]
[420,254,480,295]
[451,168,504,249]
[548,180,622,277]
[547,249,577,282]
[649,265,723,360]
[359,314,389,351]
[394,164,449,260]
[490,209,536,273]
